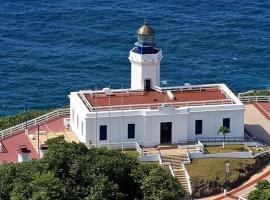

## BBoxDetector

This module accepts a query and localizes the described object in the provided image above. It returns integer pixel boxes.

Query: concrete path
[244,104,270,142]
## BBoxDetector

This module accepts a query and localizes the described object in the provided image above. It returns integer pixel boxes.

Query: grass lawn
[249,146,269,154]
[187,158,256,184]
[204,144,249,154]
[122,150,139,158]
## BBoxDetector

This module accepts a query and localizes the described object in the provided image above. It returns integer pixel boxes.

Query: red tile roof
[0,132,38,164]
[0,116,68,164]
[83,87,232,110]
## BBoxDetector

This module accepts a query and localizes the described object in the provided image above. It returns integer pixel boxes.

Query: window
[72,109,74,122]
[195,120,203,135]
[223,118,230,129]
[76,115,79,129]
[128,124,135,139]
[81,122,84,136]
[100,125,107,141]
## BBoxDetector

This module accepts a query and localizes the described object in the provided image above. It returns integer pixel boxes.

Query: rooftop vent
[166,90,176,100]
[102,87,113,96]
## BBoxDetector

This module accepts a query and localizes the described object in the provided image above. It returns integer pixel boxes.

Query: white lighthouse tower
[129,22,163,90]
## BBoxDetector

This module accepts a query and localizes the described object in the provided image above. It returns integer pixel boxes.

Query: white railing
[238,95,270,103]
[238,193,249,200]
[158,153,176,177]
[181,162,192,195]
[197,140,205,152]
[90,141,139,150]
[135,142,143,156]
[94,98,233,111]
[0,108,70,139]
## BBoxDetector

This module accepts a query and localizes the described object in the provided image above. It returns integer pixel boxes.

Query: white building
[69,22,245,147]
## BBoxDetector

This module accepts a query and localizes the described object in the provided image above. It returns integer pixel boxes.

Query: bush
[241,90,270,96]
[0,137,184,200]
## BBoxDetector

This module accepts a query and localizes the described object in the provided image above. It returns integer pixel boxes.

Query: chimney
[39,144,48,158]
[17,145,31,163]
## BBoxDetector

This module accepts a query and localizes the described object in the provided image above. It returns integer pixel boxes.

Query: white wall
[69,92,88,143]
[187,108,244,140]
[129,49,162,90]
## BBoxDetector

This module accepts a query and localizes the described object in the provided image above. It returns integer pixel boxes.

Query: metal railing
[93,99,233,112]
[238,95,270,103]
[0,108,70,139]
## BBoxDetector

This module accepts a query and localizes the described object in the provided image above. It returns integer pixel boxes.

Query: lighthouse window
[72,109,74,122]
[76,115,79,129]
[128,124,135,139]
[81,122,84,136]
[195,120,203,135]
[100,125,107,141]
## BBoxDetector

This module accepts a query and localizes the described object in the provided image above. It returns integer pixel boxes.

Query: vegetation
[188,156,269,198]
[204,144,249,154]
[217,126,230,148]
[241,89,270,96]
[0,136,184,200]
[248,180,270,200]
[0,109,54,130]
[187,158,255,184]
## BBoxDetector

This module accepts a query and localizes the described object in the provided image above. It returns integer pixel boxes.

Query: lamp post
[25,105,29,135]
[224,160,230,196]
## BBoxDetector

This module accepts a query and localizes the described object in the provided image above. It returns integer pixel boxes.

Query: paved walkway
[244,104,270,141]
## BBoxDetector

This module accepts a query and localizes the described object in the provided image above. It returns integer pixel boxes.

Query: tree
[248,180,270,200]
[0,136,184,200]
[217,126,230,148]
[132,163,185,200]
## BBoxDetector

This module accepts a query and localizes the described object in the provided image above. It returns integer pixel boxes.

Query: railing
[135,142,143,156]
[0,108,70,139]
[158,153,175,177]
[194,136,245,143]
[93,98,233,112]
[238,193,249,200]
[91,141,139,150]
[181,162,192,195]
[238,95,270,103]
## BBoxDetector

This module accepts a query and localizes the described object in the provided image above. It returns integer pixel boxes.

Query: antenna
[95,85,98,147]
[121,84,124,152]
[108,85,111,148]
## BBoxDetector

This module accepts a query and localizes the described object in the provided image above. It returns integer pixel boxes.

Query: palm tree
[218,126,230,148]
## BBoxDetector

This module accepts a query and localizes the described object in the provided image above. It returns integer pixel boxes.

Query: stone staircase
[161,154,191,199]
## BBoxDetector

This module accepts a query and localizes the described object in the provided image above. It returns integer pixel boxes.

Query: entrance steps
[161,154,191,198]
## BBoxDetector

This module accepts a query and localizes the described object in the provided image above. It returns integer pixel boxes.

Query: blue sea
[0,0,269,116]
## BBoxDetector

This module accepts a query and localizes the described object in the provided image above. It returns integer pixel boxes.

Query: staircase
[162,154,191,199]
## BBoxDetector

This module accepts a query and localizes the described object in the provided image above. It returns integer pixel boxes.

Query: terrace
[79,84,235,112]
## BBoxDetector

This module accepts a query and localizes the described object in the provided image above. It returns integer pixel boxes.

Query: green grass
[187,158,256,184]
[204,144,249,154]
[123,150,139,158]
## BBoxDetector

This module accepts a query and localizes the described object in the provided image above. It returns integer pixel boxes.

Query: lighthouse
[129,22,163,90]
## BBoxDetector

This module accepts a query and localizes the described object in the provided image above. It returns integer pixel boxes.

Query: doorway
[160,122,172,144]
[144,79,151,91]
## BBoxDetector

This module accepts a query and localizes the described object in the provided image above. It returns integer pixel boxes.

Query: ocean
[0,0,269,116]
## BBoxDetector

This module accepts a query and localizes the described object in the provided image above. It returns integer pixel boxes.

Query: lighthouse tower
[129,22,163,90]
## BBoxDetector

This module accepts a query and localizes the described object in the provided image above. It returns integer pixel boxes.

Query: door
[144,79,151,91]
[160,122,172,144]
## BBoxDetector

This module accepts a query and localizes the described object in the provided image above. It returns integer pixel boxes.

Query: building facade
[69,22,245,147]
